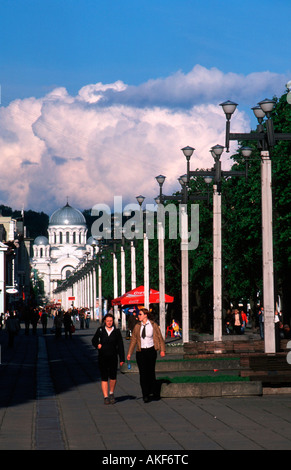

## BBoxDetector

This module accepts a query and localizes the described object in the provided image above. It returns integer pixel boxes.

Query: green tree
[221,91,291,322]
[269,93,291,320]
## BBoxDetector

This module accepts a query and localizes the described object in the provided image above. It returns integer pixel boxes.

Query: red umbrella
[112,285,174,306]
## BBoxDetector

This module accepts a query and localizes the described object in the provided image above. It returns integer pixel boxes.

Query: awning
[112,285,174,306]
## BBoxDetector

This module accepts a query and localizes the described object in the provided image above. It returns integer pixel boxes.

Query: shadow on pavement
[0,320,102,407]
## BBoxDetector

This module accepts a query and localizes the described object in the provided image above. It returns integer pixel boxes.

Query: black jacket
[92,326,125,362]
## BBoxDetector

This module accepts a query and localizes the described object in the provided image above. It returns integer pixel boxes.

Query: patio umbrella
[112,285,174,306]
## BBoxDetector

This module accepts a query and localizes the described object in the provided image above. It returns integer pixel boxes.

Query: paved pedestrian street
[1,319,291,456]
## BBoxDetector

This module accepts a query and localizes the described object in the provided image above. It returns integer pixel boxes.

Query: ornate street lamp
[136,195,149,310]
[220,96,291,353]
[155,148,208,343]
[181,142,247,341]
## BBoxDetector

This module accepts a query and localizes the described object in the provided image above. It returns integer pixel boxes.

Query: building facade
[0,213,32,313]
[31,203,95,306]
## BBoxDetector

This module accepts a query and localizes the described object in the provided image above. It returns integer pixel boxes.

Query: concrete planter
[165,345,184,355]
[160,380,262,398]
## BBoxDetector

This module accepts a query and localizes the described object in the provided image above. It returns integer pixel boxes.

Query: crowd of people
[0,309,21,347]
[224,308,249,335]
[0,305,94,341]
[224,306,291,340]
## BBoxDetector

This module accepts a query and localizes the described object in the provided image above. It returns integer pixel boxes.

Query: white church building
[31,202,95,306]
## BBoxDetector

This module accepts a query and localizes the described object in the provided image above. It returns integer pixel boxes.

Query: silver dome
[49,203,86,226]
[86,236,99,246]
[34,235,49,246]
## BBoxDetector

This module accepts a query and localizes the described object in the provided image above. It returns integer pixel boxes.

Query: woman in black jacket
[92,314,125,404]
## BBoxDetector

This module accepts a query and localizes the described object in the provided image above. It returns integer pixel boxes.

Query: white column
[131,241,136,289]
[77,278,81,307]
[98,264,102,322]
[81,276,84,307]
[261,151,275,353]
[78,278,81,308]
[61,289,66,309]
[113,252,119,326]
[158,219,166,339]
[75,279,79,308]
[213,185,222,342]
[86,273,90,309]
[89,270,93,316]
[83,275,86,307]
[121,245,126,330]
[180,205,189,343]
[0,243,8,314]
[92,266,97,320]
[144,233,149,310]
[68,285,73,311]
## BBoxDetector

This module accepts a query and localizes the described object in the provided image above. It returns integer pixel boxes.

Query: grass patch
[158,375,250,384]
[128,357,240,364]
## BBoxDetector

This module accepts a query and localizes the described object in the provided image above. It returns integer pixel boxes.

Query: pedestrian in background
[63,311,73,339]
[92,313,125,405]
[79,309,85,329]
[225,309,233,335]
[6,311,20,347]
[240,309,248,334]
[85,309,91,329]
[31,308,39,335]
[0,312,4,329]
[258,307,264,339]
[126,307,139,339]
[127,308,165,403]
[41,309,48,334]
[54,311,63,338]
[233,309,242,335]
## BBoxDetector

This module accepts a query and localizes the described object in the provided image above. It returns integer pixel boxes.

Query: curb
[160,380,262,398]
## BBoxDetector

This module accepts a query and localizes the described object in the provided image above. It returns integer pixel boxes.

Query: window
[66,231,70,244]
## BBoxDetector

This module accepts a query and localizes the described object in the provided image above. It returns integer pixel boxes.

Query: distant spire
[66,196,70,207]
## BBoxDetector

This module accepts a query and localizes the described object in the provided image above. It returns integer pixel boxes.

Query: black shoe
[143,396,150,403]
[152,395,160,401]
[109,394,116,404]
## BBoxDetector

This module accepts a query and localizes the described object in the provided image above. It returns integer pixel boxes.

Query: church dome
[86,236,99,246]
[49,203,86,226]
[34,235,49,246]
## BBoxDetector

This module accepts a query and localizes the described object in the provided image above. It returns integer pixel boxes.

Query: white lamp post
[0,242,8,314]
[210,144,224,342]
[220,96,287,353]
[136,195,149,310]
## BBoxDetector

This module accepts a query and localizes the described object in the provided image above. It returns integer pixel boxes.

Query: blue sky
[0,0,290,214]
[1,0,290,103]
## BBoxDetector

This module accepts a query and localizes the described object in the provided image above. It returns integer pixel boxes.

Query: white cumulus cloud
[0,65,287,215]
